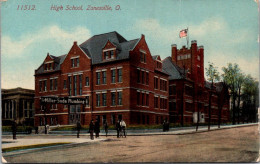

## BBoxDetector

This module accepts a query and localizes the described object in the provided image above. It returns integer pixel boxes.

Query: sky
[1,0,259,89]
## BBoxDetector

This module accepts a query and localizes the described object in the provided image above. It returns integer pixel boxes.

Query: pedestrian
[104,121,108,137]
[11,120,17,140]
[116,120,121,138]
[120,120,127,137]
[89,119,94,140]
[162,119,166,132]
[76,121,81,138]
[94,119,100,138]
[35,126,39,134]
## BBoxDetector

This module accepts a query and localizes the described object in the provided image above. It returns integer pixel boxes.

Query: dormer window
[156,61,162,69]
[103,48,116,60]
[44,61,54,71]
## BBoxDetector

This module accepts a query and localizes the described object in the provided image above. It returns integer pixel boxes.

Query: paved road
[3,125,259,163]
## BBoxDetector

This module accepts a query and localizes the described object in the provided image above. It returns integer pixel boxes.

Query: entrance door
[69,105,81,124]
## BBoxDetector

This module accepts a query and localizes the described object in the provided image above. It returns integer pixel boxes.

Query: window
[68,76,72,96]
[141,71,145,84]
[86,96,90,107]
[111,92,116,106]
[111,51,114,59]
[96,94,100,107]
[104,52,109,59]
[96,72,100,85]
[146,93,149,106]
[137,92,140,105]
[185,85,193,96]
[140,52,146,63]
[79,75,82,95]
[39,81,42,92]
[71,59,75,67]
[118,92,122,105]
[111,70,116,83]
[102,93,107,106]
[76,58,79,67]
[154,97,158,108]
[169,85,176,95]
[43,80,47,91]
[142,93,145,106]
[146,72,149,85]
[117,69,122,82]
[74,75,77,96]
[102,71,107,84]
[154,77,158,89]
[54,79,57,90]
[137,69,140,83]
[85,77,89,86]
[63,80,67,89]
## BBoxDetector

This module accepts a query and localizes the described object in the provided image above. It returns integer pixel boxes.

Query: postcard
[1,0,259,163]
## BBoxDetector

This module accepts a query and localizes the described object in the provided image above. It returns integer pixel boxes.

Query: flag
[179,29,188,38]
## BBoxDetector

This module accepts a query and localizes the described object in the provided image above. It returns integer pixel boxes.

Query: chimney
[74,41,77,45]
[191,40,197,55]
[171,44,177,63]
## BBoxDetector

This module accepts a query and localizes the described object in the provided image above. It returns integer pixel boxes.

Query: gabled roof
[80,31,139,65]
[162,57,184,80]
[152,55,159,60]
[35,54,66,74]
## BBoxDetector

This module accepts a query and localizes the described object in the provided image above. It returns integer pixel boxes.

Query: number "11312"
[17,5,36,10]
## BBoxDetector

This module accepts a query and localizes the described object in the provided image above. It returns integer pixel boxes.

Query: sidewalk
[2,123,257,150]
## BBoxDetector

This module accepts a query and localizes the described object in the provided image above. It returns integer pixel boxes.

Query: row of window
[96,91,122,107]
[104,50,115,60]
[177,54,191,60]
[96,68,122,85]
[137,92,149,107]
[43,62,54,71]
[71,58,80,68]
[137,69,149,85]
[154,97,167,109]
[154,77,167,91]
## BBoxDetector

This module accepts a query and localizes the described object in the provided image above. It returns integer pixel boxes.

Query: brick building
[163,41,230,125]
[34,31,169,126]
[2,87,35,126]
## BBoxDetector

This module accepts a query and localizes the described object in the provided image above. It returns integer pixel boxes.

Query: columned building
[34,31,169,126]
[2,87,35,126]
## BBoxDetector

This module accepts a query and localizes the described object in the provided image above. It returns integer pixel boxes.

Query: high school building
[162,41,230,124]
[34,31,169,126]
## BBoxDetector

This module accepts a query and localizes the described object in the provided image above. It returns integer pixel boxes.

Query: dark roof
[35,31,140,74]
[152,55,159,60]
[162,57,184,80]
[80,31,139,64]
[35,54,66,74]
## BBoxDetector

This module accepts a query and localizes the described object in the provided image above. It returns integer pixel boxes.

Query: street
[3,125,259,163]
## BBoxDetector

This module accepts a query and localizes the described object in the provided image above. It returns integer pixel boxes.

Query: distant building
[2,87,35,126]
[163,41,230,125]
[34,31,169,126]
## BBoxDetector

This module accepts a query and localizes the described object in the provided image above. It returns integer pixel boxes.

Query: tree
[222,63,241,125]
[241,75,258,123]
[206,62,220,131]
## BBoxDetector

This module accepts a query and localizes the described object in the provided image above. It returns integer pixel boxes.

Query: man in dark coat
[76,121,81,138]
[89,119,94,140]
[94,119,100,138]
[11,120,17,140]
[103,121,108,137]
[116,120,121,138]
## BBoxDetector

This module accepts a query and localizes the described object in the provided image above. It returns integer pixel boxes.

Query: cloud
[2,25,92,58]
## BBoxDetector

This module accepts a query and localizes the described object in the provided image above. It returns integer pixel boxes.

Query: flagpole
[186,27,189,48]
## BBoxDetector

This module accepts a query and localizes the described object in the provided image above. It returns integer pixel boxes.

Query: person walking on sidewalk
[94,119,100,138]
[120,119,127,137]
[89,119,94,140]
[116,120,121,138]
[76,121,81,138]
[11,120,17,140]
[103,121,108,137]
